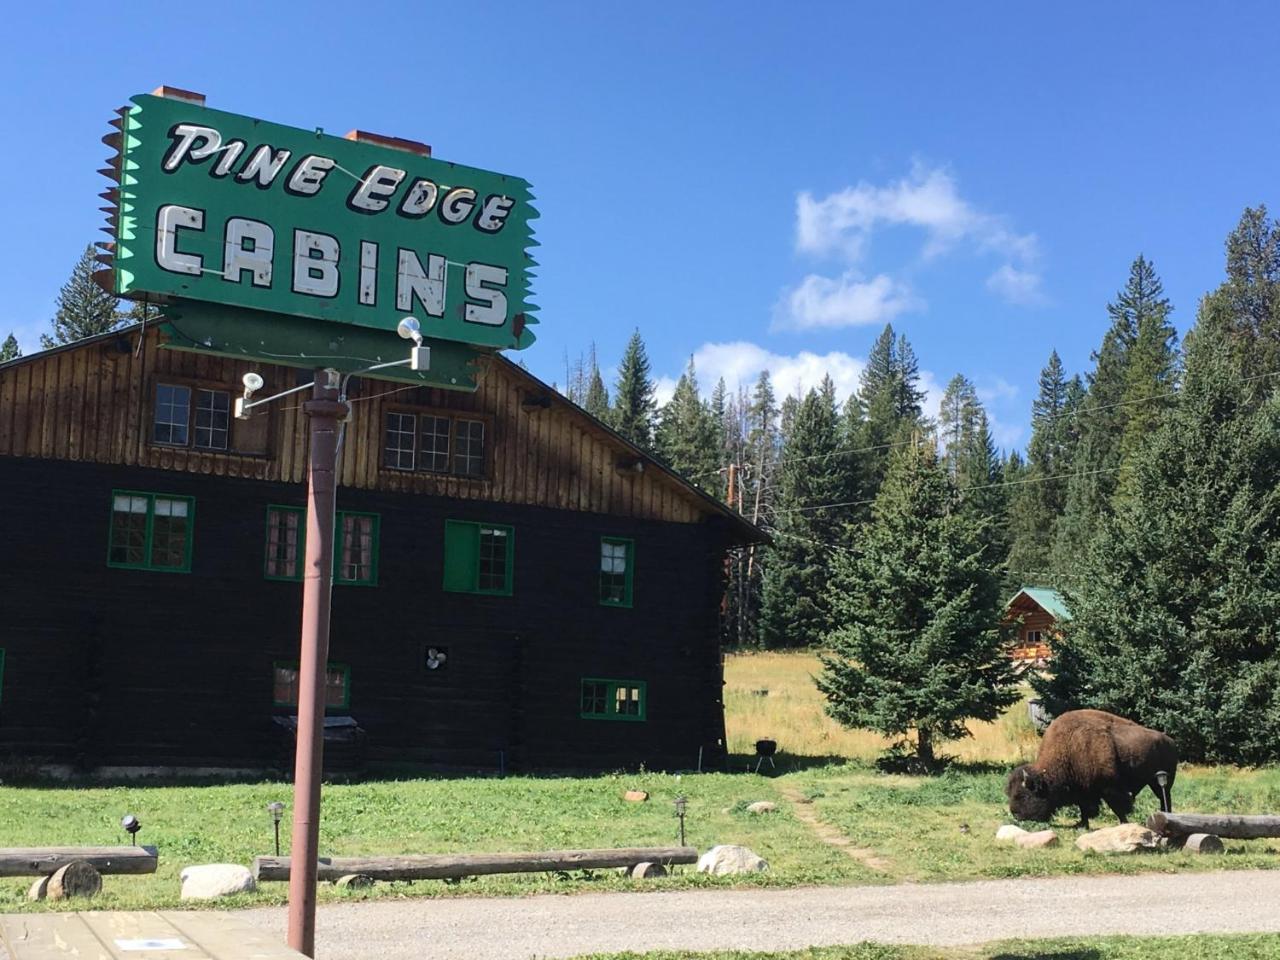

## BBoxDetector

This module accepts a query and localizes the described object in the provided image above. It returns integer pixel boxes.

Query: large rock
[180,864,256,900]
[746,801,777,814]
[1075,823,1161,854]
[995,824,1028,841]
[623,790,649,802]
[1014,829,1060,850]
[696,845,769,875]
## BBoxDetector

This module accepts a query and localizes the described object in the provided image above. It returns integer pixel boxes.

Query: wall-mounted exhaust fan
[426,647,449,671]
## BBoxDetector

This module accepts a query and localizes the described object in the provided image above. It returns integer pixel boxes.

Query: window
[108,491,194,572]
[335,512,379,586]
[580,678,646,722]
[152,383,231,451]
[1026,629,1043,645]
[453,419,485,477]
[443,520,514,595]
[600,537,634,607]
[265,506,304,581]
[153,384,190,446]
[382,410,485,478]
[273,662,350,710]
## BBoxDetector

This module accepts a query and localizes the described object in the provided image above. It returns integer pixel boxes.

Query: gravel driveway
[236,870,1280,958]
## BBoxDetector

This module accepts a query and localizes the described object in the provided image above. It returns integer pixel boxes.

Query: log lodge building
[0,323,763,774]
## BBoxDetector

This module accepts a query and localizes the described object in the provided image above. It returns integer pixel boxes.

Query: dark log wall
[0,457,728,772]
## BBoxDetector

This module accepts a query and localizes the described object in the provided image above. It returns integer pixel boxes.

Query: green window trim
[272,660,351,711]
[264,505,306,582]
[599,537,635,608]
[107,490,195,573]
[335,511,380,586]
[580,678,647,722]
[443,520,514,595]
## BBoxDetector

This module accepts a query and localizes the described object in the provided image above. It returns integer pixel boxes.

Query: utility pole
[288,370,348,958]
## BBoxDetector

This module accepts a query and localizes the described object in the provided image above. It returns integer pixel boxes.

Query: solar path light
[268,802,286,856]
[121,813,141,846]
[674,795,687,847]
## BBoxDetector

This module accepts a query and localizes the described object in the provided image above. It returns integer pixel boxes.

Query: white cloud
[986,264,1044,305]
[792,163,1043,307]
[774,271,922,331]
[977,377,1019,405]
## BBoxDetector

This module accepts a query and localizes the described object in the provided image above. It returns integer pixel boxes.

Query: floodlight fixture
[396,316,424,346]
[236,371,266,420]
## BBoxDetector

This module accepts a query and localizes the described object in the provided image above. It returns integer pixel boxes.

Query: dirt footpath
[237,870,1280,959]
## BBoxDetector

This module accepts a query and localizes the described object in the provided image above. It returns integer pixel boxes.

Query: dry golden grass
[724,650,1039,765]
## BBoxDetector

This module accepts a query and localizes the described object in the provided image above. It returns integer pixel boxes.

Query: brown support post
[287,370,348,957]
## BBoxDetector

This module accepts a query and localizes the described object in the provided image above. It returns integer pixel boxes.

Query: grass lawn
[570,933,1280,959]
[0,651,1276,911]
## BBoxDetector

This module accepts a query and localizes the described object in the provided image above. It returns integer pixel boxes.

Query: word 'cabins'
[0,325,762,773]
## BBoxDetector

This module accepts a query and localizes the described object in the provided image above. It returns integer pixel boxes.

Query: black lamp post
[674,795,687,847]
[121,814,141,846]
[268,802,286,856]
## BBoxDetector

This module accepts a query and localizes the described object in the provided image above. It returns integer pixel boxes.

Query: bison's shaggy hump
[1005,709,1178,828]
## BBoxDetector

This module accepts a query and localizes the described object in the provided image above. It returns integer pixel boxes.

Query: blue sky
[2,1,1275,449]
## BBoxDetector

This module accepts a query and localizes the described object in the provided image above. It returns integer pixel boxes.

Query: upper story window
[265,506,304,581]
[108,491,194,573]
[152,383,230,451]
[336,512,379,586]
[383,410,487,478]
[443,520,514,595]
[600,538,634,607]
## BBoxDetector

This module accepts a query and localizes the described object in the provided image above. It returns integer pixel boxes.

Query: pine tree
[818,441,1018,767]
[955,408,1010,571]
[938,374,982,474]
[1114,271,1179,500]
[759,381,845,648]
[1194,205,1280,378]
[1036,323,1280,763]
[40,246,125,349]
[0,333,19,362]
[858,324,926,498]
[611,330,656,448]
[655,358,718,484]
[1006,351,1074,586]
[584,364,610,421]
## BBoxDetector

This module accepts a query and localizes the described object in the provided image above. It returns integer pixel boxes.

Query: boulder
[696,845,769,876]
[1185,833,1225,855]
[623,790,649,802]
[180,863,256,900]
[1075,823,1161,854]
[995,824,1028,841]
[1014,829,1059,850]
[630,861,667,879]
[746,801,777,814]
[47,862,101,900]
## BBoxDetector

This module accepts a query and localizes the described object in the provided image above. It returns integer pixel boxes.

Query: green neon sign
[108,94,537,350]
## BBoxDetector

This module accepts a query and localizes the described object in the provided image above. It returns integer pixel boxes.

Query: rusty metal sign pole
[288,371,347,957]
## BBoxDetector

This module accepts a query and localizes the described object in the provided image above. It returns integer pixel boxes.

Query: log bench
[1147,812,1280,841]
[253,846,698,882]
[0,846,158,877]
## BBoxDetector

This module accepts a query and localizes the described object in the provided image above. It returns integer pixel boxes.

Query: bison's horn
[1022,770,1030,785]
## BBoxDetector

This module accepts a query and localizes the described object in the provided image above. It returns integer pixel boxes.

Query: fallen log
[0,846,158,877]
[253,846,698,882]
[1147,812,1280,840]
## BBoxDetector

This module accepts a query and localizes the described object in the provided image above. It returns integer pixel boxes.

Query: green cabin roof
[1006,586,1071,621]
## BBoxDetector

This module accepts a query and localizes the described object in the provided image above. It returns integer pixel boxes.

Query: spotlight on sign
[397,317,430,372]
[235,372,265,420]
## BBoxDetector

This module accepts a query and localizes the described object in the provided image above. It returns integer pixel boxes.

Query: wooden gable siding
[0,327,705,524]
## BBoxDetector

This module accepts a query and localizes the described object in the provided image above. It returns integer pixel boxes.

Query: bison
[1004,708,1177,829]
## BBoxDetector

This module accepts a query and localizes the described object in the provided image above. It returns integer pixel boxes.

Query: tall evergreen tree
[40,246,126,349]
[655,358,719,484]
[584,364,610,421]
[1036,323,1280,763]
[1007,351,1074,586]
[759,381,844,648]
[938,374,982,473]
[611,330,657,449]
[0,333,19,362]
[1194,205,1280,378]
[818,441,1018,766]
[857,324,926,498]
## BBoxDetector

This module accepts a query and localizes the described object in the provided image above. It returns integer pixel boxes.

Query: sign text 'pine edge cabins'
[103,92,538,351]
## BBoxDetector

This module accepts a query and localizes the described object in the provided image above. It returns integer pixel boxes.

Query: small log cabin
[0,323,763,774]
[1002,587,1071,664]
